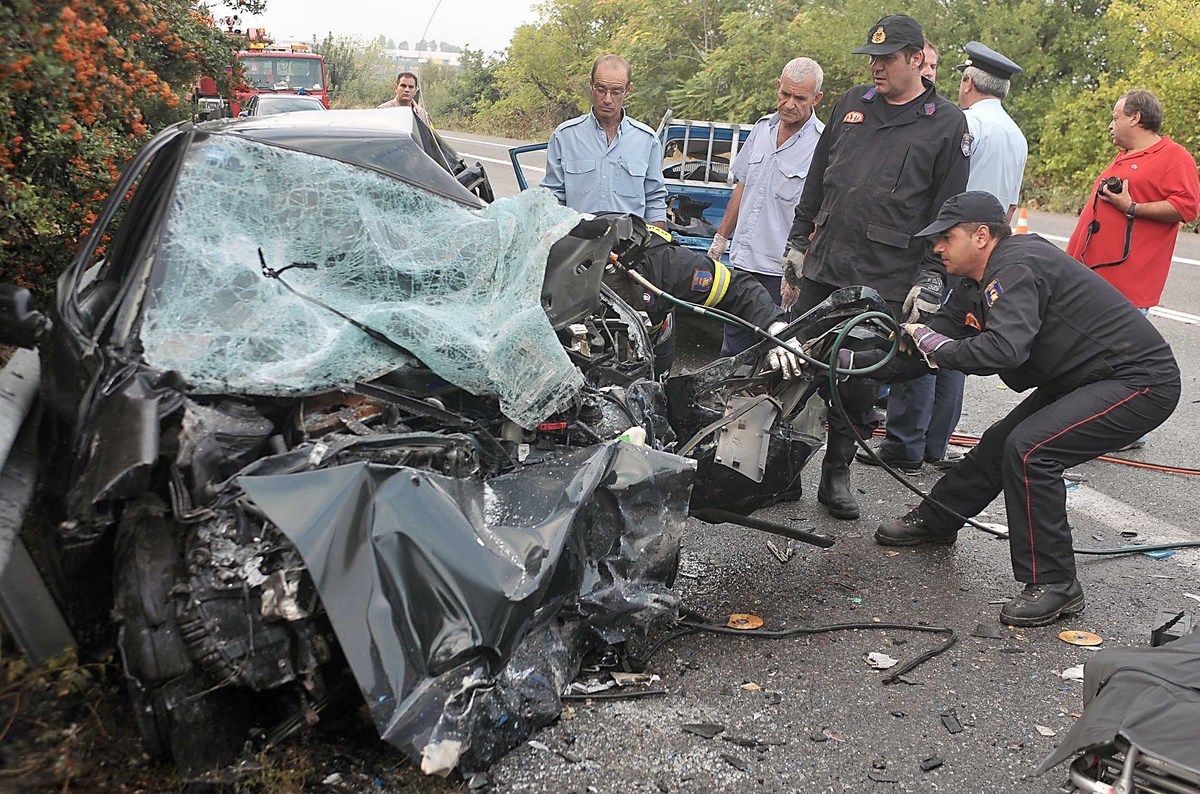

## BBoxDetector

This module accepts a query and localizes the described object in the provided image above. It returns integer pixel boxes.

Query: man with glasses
[541,55,667,229]
[780,14,970,521]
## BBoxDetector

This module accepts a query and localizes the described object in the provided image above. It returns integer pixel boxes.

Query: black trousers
[794,278,899,439]
[918,378,1180,583]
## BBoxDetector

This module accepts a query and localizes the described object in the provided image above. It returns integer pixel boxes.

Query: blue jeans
[880,374,936,463]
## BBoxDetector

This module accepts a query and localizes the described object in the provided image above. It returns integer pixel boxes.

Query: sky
[218,0,540,55]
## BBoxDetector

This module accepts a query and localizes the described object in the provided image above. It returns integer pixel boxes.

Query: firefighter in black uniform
[780,13,971,521]
[604,214,798,377]
[876,192,1180,627]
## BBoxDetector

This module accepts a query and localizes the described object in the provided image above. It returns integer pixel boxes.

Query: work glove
[781,243,807,288]
[707,233,729,260]
[902,269,944,324]
[902,322,952,367]
[766,321,804,379]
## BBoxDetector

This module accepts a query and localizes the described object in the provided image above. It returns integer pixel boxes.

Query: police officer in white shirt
[958,42,1027,220]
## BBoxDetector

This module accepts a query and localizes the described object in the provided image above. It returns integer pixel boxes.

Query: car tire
[112,498,252,778]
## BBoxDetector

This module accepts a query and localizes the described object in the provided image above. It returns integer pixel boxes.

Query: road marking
[439,133,514,148]
[1151,306,1200,325]
[1037,230,1200,268]
[1066,486,1200,574]
[457,152,545,173]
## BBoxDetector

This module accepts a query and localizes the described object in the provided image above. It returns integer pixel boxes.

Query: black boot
[999,580,1085,627]
[875,509,957,546]
[818,432,860,520]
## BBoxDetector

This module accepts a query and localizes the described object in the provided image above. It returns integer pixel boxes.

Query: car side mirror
[0,284,52,349]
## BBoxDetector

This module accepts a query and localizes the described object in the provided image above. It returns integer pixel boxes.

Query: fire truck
[195,25,329,120]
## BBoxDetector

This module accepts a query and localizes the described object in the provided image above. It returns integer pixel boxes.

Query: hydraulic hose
[618,260,1199,558]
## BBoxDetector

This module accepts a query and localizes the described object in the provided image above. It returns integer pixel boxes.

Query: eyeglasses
[591,84,629,98]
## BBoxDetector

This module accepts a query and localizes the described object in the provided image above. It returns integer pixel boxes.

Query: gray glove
[707,233,729,260]
[781,244,807,288]
[902,269,943,324]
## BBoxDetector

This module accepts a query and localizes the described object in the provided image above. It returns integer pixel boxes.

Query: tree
[0,0,261,300]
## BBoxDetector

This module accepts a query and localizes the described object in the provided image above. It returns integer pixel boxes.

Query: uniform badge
[964,312,981,330]
[960,132,974,157]
[691,269,714,292]
[923,102,936,116]
[983,279,1004,306]
[871,26,887,44]
[843,111,865,124]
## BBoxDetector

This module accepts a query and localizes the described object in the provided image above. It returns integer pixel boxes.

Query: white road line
[1035,230,1200,268]
[457,152,546,173]
[439,133,512,148]
[1066,486,1200,574]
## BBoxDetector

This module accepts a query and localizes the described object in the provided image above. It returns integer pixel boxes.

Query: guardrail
[0,349,75,663]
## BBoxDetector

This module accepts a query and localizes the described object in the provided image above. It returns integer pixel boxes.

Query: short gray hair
[1120,89,1163,133]
[781,57,823,94]
[963,65,1009,100]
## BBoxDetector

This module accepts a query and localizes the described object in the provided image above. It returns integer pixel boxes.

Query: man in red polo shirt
[1066,89,1199,309]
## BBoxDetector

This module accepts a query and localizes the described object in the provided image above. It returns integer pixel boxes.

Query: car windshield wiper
[257,248,415,359]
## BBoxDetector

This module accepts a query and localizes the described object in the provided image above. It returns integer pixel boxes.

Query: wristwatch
[1126,202,1138,219]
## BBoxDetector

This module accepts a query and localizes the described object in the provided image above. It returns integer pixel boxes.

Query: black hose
[622,262,1200,558]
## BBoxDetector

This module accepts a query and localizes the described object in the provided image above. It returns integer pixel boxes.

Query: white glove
[766,321,804,379]
[707,233,729,260]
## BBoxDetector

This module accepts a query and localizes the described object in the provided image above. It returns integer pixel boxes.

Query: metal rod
[694,508,835,548]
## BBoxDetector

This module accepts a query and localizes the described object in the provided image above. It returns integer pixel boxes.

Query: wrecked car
[0,108,895,780]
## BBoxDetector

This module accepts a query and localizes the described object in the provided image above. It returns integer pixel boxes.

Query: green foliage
[316,35,393,108]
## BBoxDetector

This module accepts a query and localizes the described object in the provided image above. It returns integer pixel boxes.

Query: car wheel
[112,498,253,777]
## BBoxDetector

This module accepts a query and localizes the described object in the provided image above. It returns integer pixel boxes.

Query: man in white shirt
[709,57,825,355]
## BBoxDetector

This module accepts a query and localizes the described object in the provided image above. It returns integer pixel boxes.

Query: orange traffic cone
[1015,207,1029,234]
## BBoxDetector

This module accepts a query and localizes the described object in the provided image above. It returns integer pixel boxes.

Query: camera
[1101,176,1123,194]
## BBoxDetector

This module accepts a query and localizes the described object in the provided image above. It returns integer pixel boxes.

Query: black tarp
[240,440,694,775]
[1037,629,1200,776]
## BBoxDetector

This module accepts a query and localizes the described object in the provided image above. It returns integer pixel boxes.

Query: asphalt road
[425,128,1200,793]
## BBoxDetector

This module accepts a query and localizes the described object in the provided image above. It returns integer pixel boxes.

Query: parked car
[0,108,891,781]
[238,93,327,117]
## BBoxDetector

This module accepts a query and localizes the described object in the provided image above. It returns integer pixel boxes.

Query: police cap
[916,191,1007,237]
[955,41,1023,80]
[852,15,925,56]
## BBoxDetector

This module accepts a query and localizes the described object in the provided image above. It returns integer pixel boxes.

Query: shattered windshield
[241,55,325,92]
[140,134,584,427]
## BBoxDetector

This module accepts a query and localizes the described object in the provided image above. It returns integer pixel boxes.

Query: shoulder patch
[983,279,1003,306]
[842,111,865,124]
[862,86,878,101]
[691,269,714,292]
[960,132,974,157]
[964,312,982,330]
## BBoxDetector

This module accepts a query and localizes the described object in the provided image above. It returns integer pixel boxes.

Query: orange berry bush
[0,0,262,301]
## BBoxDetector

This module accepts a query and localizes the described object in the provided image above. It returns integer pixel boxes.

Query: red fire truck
[196,27,329,119]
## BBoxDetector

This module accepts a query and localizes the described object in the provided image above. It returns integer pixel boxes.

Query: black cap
[916,191,1007,237]
[852,15,925,56]
[955,41,1023,80]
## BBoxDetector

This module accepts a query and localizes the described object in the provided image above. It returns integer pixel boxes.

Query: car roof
[256,94,324,104]
[202,109,484,207]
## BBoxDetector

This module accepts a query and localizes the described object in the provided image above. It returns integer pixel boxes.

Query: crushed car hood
[240,440,695,775]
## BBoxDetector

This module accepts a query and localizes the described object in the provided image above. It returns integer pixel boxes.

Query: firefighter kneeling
[873,192,1179,627]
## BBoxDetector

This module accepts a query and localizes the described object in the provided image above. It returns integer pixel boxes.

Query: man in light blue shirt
[958,42,1027,220]
[711,57,825,354]
[541,55,668,226]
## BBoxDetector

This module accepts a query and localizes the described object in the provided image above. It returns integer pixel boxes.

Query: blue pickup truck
[509,116,752,256]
